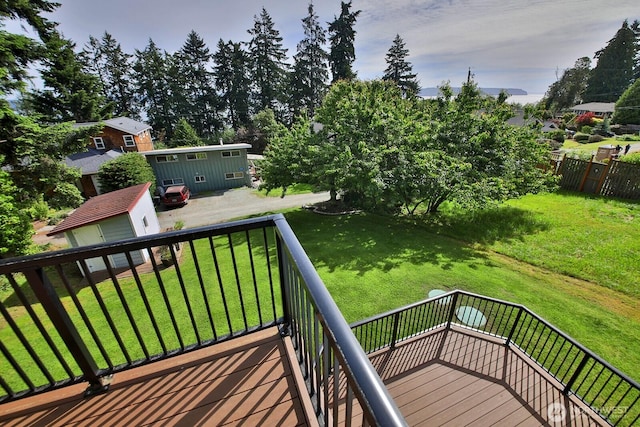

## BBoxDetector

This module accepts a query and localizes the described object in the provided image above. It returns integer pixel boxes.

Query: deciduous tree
[613,77,640,125]
[98,152,156,195]
[543,57,591,112]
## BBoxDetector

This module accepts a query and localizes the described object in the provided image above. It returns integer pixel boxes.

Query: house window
[156,155,178,163]
[222,150,240,158]
[123,135,136,147]
[162,178,184,186]
[186,152,207,161]
[142,216,148,228]
[93,137,105,149]
[194,175,206,183]
[225,172,244,180]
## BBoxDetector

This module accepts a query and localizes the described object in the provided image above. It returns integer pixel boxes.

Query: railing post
[446,292,459,330]
[505,307,524,347]
[390,312,401,349]
[563,353,591,395]
[275,231,292,335]
[23,268,109,395]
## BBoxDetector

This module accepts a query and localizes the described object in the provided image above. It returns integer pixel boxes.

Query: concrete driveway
[157,187,329,230]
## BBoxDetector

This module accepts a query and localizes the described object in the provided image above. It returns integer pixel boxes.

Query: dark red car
[161,185,190,207]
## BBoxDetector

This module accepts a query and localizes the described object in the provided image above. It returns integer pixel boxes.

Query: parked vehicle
[160,185,190,207]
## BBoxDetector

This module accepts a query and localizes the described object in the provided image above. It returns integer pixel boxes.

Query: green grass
[2,191,639,393]
[282,195,640,381]
[254,183,316,197]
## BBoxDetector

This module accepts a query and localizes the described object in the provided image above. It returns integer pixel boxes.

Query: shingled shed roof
[47,183,152,236]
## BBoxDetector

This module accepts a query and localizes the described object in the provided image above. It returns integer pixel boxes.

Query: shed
[47,183,160,274]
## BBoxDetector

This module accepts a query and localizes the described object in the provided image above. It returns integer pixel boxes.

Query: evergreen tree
[583,20,638,102]
[214,39,251,129]
[328,1,360,83]
[28,31,111,122]
[170,118,203,147]
[543,57,591,112]
[613,78,640,125]
[290,2,329,118]
[98,152,156,195]
[174,31,220,139]
[84,32,139,118]
[247,8,290,118]
[382,34,419,98]
[133,39,175,137]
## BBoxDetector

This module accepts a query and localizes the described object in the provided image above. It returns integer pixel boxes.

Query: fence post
[274,231,292,335]
[23,268,108,395]
[446,292,459,330]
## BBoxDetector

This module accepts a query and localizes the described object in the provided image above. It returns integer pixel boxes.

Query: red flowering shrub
[575,112,595,128]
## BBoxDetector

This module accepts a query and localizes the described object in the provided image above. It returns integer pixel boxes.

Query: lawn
[283,192,640,380]
[2,191,639,391]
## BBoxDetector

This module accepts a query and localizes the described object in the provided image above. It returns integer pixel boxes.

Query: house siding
[99,216,145,267]
[94,127,154,153]
[146,149,252,192]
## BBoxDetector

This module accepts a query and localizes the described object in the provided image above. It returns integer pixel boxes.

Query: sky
[12,0,640,94]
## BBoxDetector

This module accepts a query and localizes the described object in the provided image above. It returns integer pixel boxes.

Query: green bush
[28,199,50,221]
[574,132,590,143]
[620,152,640,164]
[48,182,84,209]
[547,130,565,143]
[618,134,640,141]
[588,134,605,143]
[580,125,593,135]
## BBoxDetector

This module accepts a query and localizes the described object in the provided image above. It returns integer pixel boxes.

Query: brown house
[76,116,154,152]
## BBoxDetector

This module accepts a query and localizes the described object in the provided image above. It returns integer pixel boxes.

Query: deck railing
[351,290,640,427]
[0,214,405,426]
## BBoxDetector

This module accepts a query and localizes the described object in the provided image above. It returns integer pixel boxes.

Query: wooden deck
[1,325,610,426]
[363,326,607,426]
[0,328,316,427]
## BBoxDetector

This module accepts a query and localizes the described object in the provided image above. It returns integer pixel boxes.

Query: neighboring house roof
[65,148,122,175]
[74,116,152,135]
[47,182,152,236]
[143,143,251,156]
[570,103,615,114]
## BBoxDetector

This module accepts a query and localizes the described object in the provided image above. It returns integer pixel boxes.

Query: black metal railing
[0,214,405,426]
[351,290,640,427]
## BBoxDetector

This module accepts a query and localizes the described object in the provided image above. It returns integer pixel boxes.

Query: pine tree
[328,1,360,83]
[382,34,419,98]
[214,39,251,130]
[247,8,290,117]
[290,2,329,118]
[133,39,174,137]
[174,31,220,139]
[583,20,638,102]
[84,32,139,118]
[28,31,111,122]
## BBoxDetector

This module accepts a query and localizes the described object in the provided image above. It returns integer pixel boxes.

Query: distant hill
[420,87,527,97]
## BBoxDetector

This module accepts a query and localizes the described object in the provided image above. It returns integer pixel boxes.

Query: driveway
[157,187,329,230]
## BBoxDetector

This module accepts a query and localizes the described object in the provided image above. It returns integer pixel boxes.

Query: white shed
[47,182,160,274]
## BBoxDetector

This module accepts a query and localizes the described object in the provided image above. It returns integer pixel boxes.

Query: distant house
[570,103,615,118]
[65,148,122,197]
[143,144,252,193]
[75,116,154,152]
[507,110,558,132]
[47,183,160,274]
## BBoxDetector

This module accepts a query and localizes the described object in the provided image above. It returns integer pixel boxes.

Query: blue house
[143,144,253,193]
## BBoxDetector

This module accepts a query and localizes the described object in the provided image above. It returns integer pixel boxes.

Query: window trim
[123,134,136,147]
[224,171,244,180]
[93,137,105,149]
[194,175,206,183]
[186,152,207,161]
[221,150,240,158]
[156,155,179,163]
[162,178,184,186]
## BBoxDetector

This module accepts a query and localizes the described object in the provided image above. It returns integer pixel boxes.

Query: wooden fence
[552,154,640,199]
